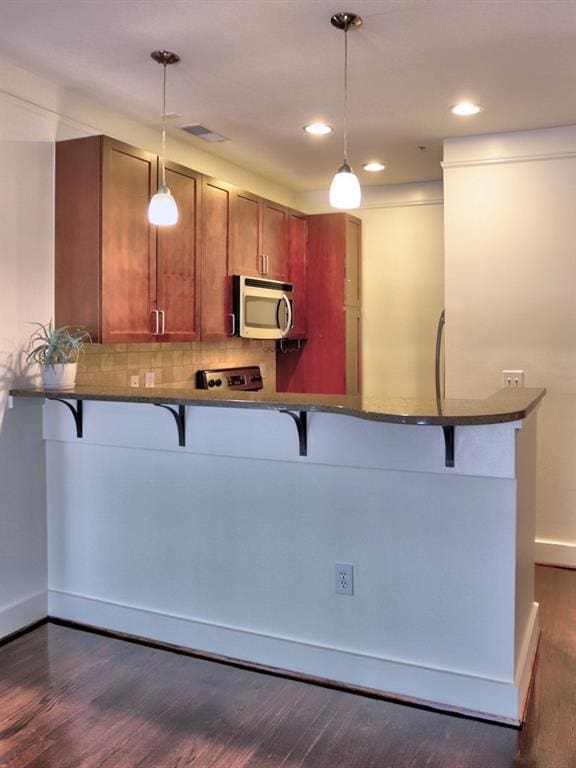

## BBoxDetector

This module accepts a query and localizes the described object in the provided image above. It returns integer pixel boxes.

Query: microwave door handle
[280,294,292,337]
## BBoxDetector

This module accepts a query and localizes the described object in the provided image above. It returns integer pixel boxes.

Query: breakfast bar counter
[10,384,545,426]
[7,385,545,724]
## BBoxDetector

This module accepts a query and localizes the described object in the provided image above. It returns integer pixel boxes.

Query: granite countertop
[9,384,546,427]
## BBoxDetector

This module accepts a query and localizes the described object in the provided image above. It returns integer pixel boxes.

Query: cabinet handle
[159,309,166,335]
[259,254,265,275]
[152,309,160,335]
[229,312,236,336]
[264,254,269,274]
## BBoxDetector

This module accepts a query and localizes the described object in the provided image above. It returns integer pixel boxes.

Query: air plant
[26,321,91,366]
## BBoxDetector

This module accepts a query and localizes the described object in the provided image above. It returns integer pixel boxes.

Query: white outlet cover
[501,370,524,388]
[335,563,354,595]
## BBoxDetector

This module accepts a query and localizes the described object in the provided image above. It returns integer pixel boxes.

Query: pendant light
[148,50,180,226]
[329,12,362,210]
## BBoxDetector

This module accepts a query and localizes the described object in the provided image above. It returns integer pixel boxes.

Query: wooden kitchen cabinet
[229,189,289,280]
[261,199,289,280]
[276,212,361,394]
[286,210,308,339]
[56,135,200,343]
[229,189,260,278]
[200,176,234,339]
[156,161,201,342]
[202,181,304,340]
[345,215,361,308]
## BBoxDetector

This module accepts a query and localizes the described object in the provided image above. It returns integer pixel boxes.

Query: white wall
[443,125,576,567]
[298,183,445,399]
[0,95,55,636]
[0,56,298,208]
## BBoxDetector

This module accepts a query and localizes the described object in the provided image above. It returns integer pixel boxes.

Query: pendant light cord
[343,20,349,164]
[161,61,167,187]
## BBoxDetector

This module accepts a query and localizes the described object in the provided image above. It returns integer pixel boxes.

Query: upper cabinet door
[287,211,307,338]
[156,162,201,342]
[229,189,261,276]
[261,200,289,281]
[101,138,157,343]
[201,177,234,340]
[229,191,289,280]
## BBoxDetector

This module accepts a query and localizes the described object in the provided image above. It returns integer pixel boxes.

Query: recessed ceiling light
[450,101,482,116]
[303,122,333,135]
[363,162,385,172]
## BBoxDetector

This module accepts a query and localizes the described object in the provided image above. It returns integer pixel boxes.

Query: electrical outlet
[335,563,354,595]
[130,375,139,388]
[144,371,156,388]
[501,370,524,388]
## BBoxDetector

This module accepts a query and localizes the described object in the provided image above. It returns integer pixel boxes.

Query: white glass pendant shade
[329,162,361,209]
[149,51,180,226]
[148,185,179,226]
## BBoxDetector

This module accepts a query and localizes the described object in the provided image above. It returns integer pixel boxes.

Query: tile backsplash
[77,339,277,392]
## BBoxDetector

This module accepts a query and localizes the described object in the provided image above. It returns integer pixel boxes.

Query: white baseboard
[0,590,47,639]
[535,539,576,569]
[49,588,527,724]
[515,602,540,721]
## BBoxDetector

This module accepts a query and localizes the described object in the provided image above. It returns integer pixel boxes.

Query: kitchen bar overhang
[9,385,545,466]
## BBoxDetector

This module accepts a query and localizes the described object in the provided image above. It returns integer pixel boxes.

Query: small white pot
[42,363,78,391]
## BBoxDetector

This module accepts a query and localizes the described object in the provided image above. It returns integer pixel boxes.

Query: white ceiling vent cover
[181,124,229,143]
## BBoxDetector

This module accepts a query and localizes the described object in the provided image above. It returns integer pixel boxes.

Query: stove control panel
[196,366,263,392]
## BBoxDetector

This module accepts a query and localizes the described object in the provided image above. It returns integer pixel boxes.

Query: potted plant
[27,321,91,390]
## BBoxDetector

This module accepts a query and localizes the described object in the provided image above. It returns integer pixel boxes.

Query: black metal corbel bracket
[279,410,308,457]
[52,398,83,438]
[154,404,186,447]
[442,425,455,468]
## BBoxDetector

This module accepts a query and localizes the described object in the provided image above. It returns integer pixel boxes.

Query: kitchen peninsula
[8,385,545,724]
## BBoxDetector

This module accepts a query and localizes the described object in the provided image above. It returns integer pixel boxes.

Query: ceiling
[0,0,575,191]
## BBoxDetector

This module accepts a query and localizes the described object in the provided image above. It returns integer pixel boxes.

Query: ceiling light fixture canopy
[148,49,180,226]
[329,11,362,210]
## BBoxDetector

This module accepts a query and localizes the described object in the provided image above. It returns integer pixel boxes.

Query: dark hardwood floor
[0,565,574,767]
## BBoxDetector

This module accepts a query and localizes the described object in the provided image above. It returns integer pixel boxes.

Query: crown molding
[442,150,576,170]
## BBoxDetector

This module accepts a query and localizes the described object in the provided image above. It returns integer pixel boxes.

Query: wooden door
[201,177,234,339]
[261,200,289,280]
[229,189,261,276]
[345,215,361,307]
[287,211,307,338]
[156,162,201,342]
[345,306,361,394]
[101,138,157,343]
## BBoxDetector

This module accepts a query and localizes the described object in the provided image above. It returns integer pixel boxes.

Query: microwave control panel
[196,366,263,392]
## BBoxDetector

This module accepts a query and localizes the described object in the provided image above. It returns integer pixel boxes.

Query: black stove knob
[215,379,222,387]
[208,380,215,388]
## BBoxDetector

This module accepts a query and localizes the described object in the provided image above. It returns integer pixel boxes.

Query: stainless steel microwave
[232,275,294,339]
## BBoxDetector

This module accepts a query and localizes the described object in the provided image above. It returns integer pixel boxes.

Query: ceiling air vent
[181,124,229,143]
